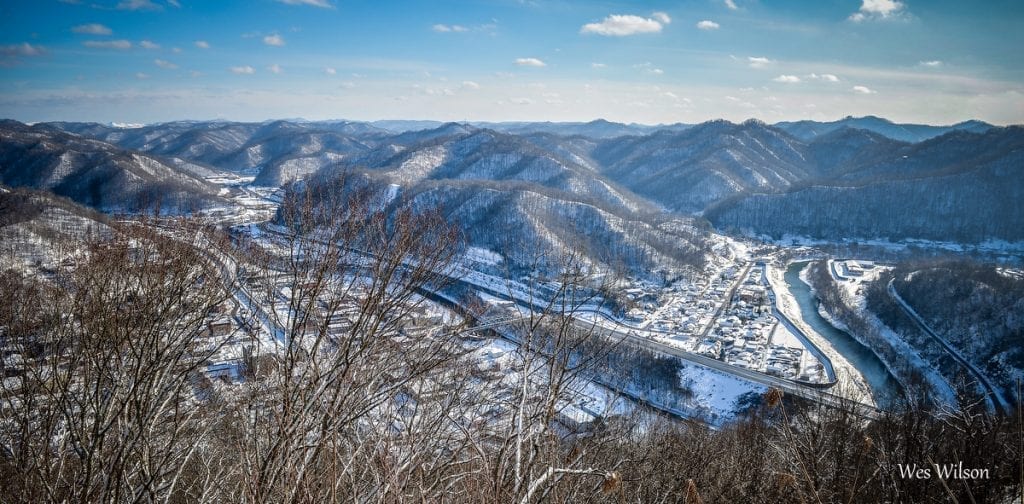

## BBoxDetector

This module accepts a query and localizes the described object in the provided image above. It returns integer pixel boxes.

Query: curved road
[888,278,1009,414]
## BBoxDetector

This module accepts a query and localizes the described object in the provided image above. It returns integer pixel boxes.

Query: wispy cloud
[581,13,669,36]
[229,65,255,75]
[84,39,133,49]
[116,0,161,11]
[432,24,468,33]
[72,23,112,35]
[696,20,720,30]
[747,56,773,68]
[135,72,149,79]
[591,62,607,69]
[275,0,332,8]
[634,62,664,75]
[920,60,943,67]
[263,34,285,46]
[0,43,46,66]
[194,40,210,49]
[849,0,905,22]
[852,85,876,94]
[461,80,480,90]
[773,74,801,83]
[807,73,840,82]
[140,40,160,49]
[154,58,177,69]
[515,57,546,67]
[1,43,46,57]
[324,66,336,75]
[724,0,738,10]
[268,64,282,74]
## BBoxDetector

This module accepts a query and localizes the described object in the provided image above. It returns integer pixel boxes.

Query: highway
[888,278,1009,414]
[250,223,880,417]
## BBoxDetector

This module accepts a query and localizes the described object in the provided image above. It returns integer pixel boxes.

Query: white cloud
[154,58,177,69]
[432,24,468,33]
[747,56,773,68]
[580,14,667,36]
[852,85,876,94]
[140,40,160,49]
[167,0,180,7]
[116,0,160,11]
[807,73,840,82]
[229,65,255,75]
[324,67,336,75]
[171,47,181,53]
[1,43,46,57]
[649,68,664,75]
[591,62,606,69]
[849,0,905,22]
[268,64,282,74]
[135,72,149,79]
[696,20,719,30]
[920,60,943,67]
[339,81,355,89]
[275,0,332,7]
[510,97,533,105]
[515,57,546,67]
[0,42,46,65]
[83,40,132,50]
[263,34,285,46]
[72,24,112,36]
[724,0,738,10]
[461,80,480,90]
[651,12,671,24]
[773,75,801,83]
[194,40,210,49]
[663,91,679,100]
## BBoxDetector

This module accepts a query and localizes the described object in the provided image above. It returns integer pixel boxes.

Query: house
[206,318,233,337]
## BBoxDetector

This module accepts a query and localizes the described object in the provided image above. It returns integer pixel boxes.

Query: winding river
[784,261,903,408]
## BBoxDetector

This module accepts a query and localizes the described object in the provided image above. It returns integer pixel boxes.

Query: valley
[3,116,1021,425]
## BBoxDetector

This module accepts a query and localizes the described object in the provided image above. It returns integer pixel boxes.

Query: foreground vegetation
[1,203,1021,503]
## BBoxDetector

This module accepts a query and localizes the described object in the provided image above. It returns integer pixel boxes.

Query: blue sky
[1,0,1022,125]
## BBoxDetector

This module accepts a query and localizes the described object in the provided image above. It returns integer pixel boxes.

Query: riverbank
[766,261,876,407]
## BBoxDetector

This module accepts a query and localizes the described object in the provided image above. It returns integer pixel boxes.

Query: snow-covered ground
[821,260,958,407]
[766,263,875,406]
[678,362,765,425]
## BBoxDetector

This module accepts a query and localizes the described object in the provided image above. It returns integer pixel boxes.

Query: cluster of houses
[622,265,743,339]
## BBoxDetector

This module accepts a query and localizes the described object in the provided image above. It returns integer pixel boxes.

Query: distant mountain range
[2,115,1020,260]
[774,115,993,143]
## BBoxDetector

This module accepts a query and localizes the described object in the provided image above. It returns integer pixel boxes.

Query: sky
[1,0,1022,125]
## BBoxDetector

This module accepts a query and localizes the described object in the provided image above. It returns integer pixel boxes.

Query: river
[784,261,903,408]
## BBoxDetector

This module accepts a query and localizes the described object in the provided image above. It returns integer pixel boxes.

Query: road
[253,224,879,417]
[887,278,1009,414]
[697,262,752,339]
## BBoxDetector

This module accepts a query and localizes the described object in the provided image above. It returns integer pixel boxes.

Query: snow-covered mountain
[20,116,1024,246]
[591,119,812,213]
[303,125,713,277]
[335,125,653,214]
[0,186,113,270]
[43,120,381,186]
[705,126,1024,243]
[0,121,222,212]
